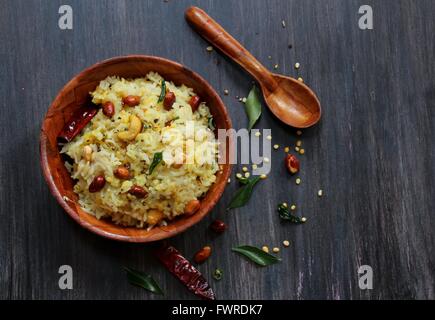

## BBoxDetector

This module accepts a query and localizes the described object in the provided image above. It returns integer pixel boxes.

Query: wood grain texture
[0,0,434,300]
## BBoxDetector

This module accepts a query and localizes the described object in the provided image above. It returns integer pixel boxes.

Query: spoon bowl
[263,74,321,128]
[185,6,321,128]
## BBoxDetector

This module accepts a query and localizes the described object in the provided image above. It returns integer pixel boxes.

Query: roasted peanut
[89,175,106,193]
[285,154,300,175]
[163,91,176,110]
[189,95,201,112]
[114,166,130,180]
[122,95,141,107]
[117,114,142,141]
[102,101,115,118]
[194,246,212,264]
[83,145,93,162]
[184,199,200,216]
[172,154,185,169]
[128,185,148,198]
[147,209,164,225]
[172,162,183,169]
[209,220,227,234]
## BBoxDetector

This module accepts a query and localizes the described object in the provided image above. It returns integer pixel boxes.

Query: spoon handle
[185,6,278,92]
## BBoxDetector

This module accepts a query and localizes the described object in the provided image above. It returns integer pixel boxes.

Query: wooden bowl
[40,55,232,242]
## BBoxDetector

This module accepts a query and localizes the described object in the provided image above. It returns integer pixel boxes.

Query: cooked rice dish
[61,72,219,228]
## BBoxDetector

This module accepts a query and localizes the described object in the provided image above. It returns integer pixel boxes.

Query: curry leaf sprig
[227,176,261,210]
[149,152,163,174]
[277,203,307,224]
[124,267,164,295]
[232,245,281,267]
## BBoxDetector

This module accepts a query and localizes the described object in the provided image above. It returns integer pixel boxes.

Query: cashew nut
[184,199,200,216]
[117,115,142,141]
[147,209,164,225]
[83,145,93,162]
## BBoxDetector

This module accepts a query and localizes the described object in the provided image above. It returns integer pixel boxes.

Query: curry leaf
[236,176,250,185]
[232,245,281,267]
[244,86,262,130]
[124,267,164,295]
[149,152,163,174]
[227,176,261,210]
[277,203,307,224]
[158,80,166,103]
[208,117,215,130]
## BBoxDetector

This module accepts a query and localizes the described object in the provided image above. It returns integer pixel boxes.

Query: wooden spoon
[185,6,321,128]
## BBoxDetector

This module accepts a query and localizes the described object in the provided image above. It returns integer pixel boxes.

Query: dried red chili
[154,244,215,300]
[57,104,99,144]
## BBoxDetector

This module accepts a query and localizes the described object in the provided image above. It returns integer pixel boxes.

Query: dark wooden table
[1,0,434,300]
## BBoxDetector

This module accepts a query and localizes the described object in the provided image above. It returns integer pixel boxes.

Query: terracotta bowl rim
[40,54,232,243]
